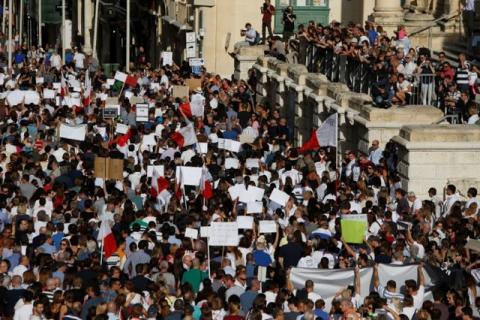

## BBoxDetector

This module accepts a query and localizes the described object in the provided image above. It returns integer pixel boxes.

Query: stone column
[83,0,93,54]
[370,0,405,34]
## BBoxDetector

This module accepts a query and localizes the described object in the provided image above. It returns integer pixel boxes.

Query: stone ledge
[287,64,308,86]
[358,105,443,123]
[399,124,480,142]
[392,135,480,150]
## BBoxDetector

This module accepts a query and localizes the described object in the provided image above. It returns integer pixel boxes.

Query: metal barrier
[297,44,444,109]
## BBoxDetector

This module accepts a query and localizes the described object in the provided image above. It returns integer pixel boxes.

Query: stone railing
[251,55,480,198]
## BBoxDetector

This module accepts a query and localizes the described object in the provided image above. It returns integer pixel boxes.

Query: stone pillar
[233,45,266,81]
[370,0,405,34]
[83,0,93,54]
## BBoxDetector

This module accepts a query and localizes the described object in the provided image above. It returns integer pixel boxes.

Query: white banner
[290,264,435,310]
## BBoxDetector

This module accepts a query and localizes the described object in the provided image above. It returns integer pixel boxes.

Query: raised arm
[342,237,356,258]
[418,263,425,287]
[354,266,361,295]
[373,264,380,289]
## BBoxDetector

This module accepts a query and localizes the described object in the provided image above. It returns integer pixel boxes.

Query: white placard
[269,188,290,207]
[185,227,198,239]
[114,71,127,82]
[189,58,205,67]
[147,165,165,178]
[94,126,107,137]
[217,138,225,149]
[116,123,129,134]
[228,140,242,153]
[259,220,277,233]
[52,82,61,90]
[6,90,24,106]
[176,166,203,186]
[246,158,260,169]
[59,124,86,141]
[239,186,265,203]
[106,79,115,87]
[225,158,240,169]
[162,51,173,66]
[136,103,149,122]
[186,32,196,43]
[209,222,239,246]
[35,77,44,84]
[198,142,208,154]
[43,89,56,99]
[200,226,211,238]
[247,201,263,214]
[228,184,246,200]
[237,216,254,229]
[143,133,157,146]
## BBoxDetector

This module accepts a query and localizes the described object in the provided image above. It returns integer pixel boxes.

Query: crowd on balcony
[255,5,480,124]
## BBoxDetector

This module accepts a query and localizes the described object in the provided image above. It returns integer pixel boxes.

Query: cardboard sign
[185,78,202,91]
[136,104,149,122]
[172,85,189,99]
[94,157,124,180]
[341,214,368,244]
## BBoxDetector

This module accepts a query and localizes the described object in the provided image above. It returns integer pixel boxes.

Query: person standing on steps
[261,0,275,44]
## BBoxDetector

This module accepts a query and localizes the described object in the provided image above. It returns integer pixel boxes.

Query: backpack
[254,31,261,45]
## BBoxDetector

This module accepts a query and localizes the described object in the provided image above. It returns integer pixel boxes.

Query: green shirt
[181,268,207,293]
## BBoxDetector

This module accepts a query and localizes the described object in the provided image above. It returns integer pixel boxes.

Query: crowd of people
[0,11,477,320]
[250,0,480,123]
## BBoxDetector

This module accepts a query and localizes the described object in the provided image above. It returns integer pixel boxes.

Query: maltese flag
[299,113,338,153]
[97,220,117,258]
[171,123,197,148]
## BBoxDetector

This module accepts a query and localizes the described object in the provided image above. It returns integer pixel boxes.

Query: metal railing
[298,45,444,108]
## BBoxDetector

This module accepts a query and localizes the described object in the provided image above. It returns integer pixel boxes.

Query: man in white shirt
[368,140,383,166]
[12,256,29,279]
[51,51,62,70]
[13,291,34,320]
[305,280,322,303]
[443,184,460,216]
[73,48,86,70]
[405,264,425,310]
[407,191,422,215]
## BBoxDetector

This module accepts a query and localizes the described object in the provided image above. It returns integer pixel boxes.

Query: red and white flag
[97,220,117,258]
[299,113,338,153]
[179,102,204,118]
[171,124,197,148]
[200,167,213,200]
[151,168,169,197]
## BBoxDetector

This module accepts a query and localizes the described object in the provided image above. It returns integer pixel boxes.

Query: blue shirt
[252,250,272,267]
[315,308,329,320]
[52,232,65,249]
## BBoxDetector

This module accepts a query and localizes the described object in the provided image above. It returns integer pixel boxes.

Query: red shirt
[262,4,275,23]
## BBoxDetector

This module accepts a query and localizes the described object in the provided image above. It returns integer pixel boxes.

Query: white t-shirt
[73,52,86,69]
[412,285,425,310]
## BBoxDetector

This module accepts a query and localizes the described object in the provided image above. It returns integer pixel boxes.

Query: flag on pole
[179,102,204,118]
[97,220,117,258]
[299,113,338,153]
[60,72,69,97]
[171,123,197,148]
[151,168,169,197]
[200,167,213,200]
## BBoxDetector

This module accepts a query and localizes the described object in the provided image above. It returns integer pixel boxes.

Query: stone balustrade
[251,55,480,199]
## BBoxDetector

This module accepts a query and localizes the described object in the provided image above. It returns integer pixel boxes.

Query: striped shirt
[377,285,405,301]
[456,65,470,86]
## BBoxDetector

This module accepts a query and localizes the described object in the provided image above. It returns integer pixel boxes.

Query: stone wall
[252,55,480,199]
